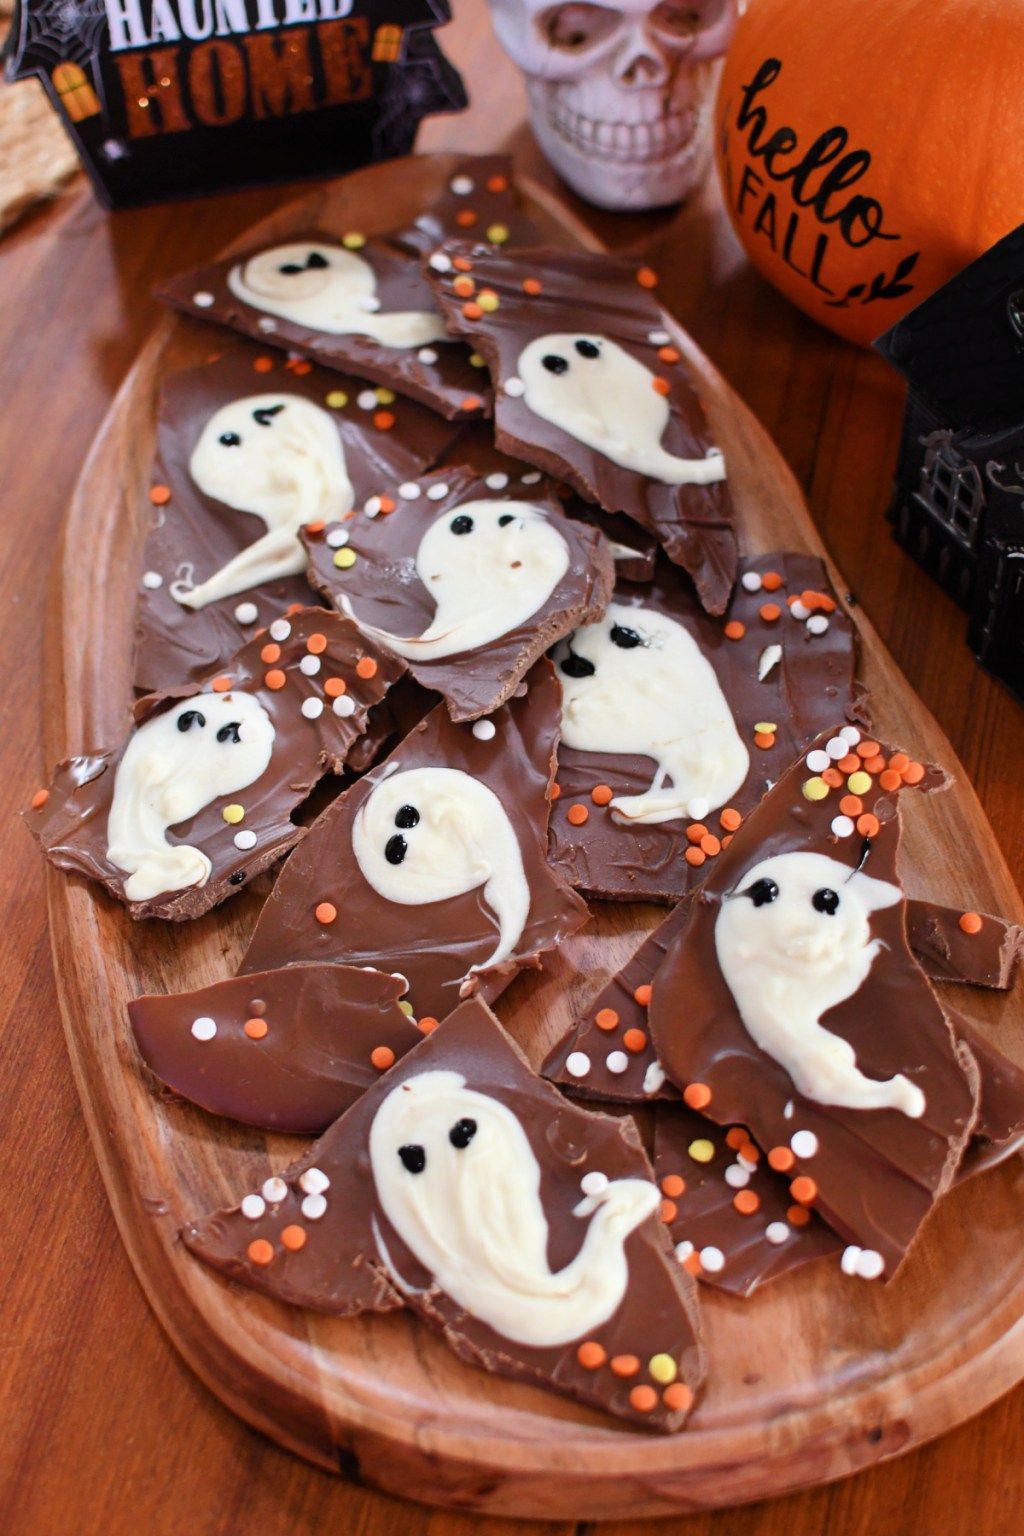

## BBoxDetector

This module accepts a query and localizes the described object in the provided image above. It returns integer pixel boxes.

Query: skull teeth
[548,105,696,163]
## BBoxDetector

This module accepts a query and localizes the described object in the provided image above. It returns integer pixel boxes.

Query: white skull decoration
[488,0,737,211]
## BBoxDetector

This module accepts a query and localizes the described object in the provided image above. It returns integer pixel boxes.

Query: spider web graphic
[17,0,109,71]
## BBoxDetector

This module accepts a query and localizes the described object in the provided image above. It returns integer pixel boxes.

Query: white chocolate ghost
[352,766,530,973]
[340,499,570,660]
[107,691,275,902]
[552,603,749,824]
[714,851,926,1118]
[369,1069,660,1348]
[516,334,727,486]
[172,394,354,611]
[228,243,447,348]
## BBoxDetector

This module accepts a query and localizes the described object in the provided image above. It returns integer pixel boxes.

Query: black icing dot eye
[253,404,285,427]
[385,834,407,865]
[575,339,600,359]
[177,710,206,732]
[813,888,840,916]
[229,870,246,885]
[610,623,643,649]
[394,805,419,829]
[306,251,329,270]
[217,721,242,744]
[278,263,304,275]
[449,1118,477,1150]
[542,353,569,375]
[498,514,515,527]
[560,647,595,678]
[218,431,241,447]
[744,877,780,907]
[398,1144,426,1174]
[450,514,474,535]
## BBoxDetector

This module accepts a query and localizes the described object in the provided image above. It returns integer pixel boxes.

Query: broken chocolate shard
[905,900,1024,990]
[952,1012,1024,1180]
[183,996,704,1431]
[27,609,403,921]
[134,343,460,693]
[241,660,589,1023]
[425,243,737,612]
[304,465,614,721]
[391,156,544,258]
[130,963,422,1135]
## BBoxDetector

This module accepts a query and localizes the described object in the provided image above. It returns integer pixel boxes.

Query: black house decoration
[876,223,1024,707]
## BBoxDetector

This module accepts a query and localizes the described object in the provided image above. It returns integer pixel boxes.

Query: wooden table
[2,7,1023,1534]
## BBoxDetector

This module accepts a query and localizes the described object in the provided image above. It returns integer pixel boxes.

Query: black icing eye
[560,644,595,678]
[394,805,419,829]
[449,1118,477,1150]
[398,1144,426,1174]
[450,514,474,535]
[385,834,407,865]
[813,888,840,916]
[229,870,246,885]
[542,353,569,375]
[218,431,241,447]
[743,877,780,907]
[575,339,600,359]
[278,263,304,275]
[306,251,329,269]
[610,623,643,649]
[253,404,286,427]
[498,513,515,527]
[177,709,206,732]
[217,721,242,744]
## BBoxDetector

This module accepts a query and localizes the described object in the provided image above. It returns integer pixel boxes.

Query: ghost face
[715,851,925,1118]
[352,767,530,972]
[516,333,726,487]
[369,1068,661,1347]
[173,394,355,611]
[341,499,570,660]
[227,243,448,348]
[552,602,748,823]
[107,691,275,902]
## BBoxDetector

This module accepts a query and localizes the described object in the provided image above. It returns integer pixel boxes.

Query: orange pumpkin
[714,0,1024,347]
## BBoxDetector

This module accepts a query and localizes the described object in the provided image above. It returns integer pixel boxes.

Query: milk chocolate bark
[548,554,859,904]
[304,465,614,721]
[184,997,705,1431]
[425,244,737,612]
[392,156,543,257]
[648,729,980,1278]
[241,661,589,1022]
[906,901,1023,990]
[28,610,403,921]
[130,964,422,1135]
[158,235,490,421]
[953,1013,1024,1180]
[135,345,459,693]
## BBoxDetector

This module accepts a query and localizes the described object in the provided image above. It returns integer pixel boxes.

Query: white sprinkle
[142,570,163,590]
[234,829,257,851]
[758,644,782,681]
[505,376,526,398]
[738,1152,757,1173]
[741,571,763,593]
[807,615,830,636]
[357,389,378,410]
[790,599,810,621]
[417,347,439,364]
[606,1050,629,1075]
[724,1163,750,1188]
[364,496,382,518]
[300,654,321,676]
[391,971,410,993]
[856,1249,885,1280]
[765,1222,790,1246]
[428,253,451,274]
[257,316,277,333]
[472,719,496,741]
[791,1130,819,1159]
[301,697,324,720]
[241,1195,266,1220]
[674,1240,694,1262]
[648,328,671,345]
[699,1246,725,1274]
[191,1016,217,1042]
[580,1171,608,1197]
[784,1100,794,1120]
[326,526,349,548]
[234,601,258,624]
[398,482,421,501]
[333,694,356,718]
[485,472,509,490]
[566,1051,591,1078]
[643,1060,666,1095]
[357,295,381,313]
[522,472,541,484]
[686,797,709,821]
[270,618,291,642]
[806,749,831,773]
[426,482,449,501]
[826,736,848,759]
[841,725,861,745]
[451,175,474,195]
[831,814,855,838]
[192,291,215,307]
[300,1168,330,1195]
[262,1177,288,1203]
[301,1193,328,1220]
[841,1245,862,1276]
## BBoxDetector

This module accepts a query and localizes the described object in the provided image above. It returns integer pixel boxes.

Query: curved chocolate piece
[135,344,460,692]
[953,1012,1024,1180]
[184,997,705,1431]
[158,233,491,421]
[130,964,421,1135]
[648,728,980,1278]
[392,156,543,257]
[906,900,1024,990]
[425,243,737,613]
[27,609,404,920]
[304,465,614,721]
[549,554,859,904]
[241,660,589,1022]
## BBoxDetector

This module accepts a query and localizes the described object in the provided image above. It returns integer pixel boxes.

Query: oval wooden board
[43,152,1024,1521]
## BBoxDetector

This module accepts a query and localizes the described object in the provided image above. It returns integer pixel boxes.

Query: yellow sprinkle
[398,1000,414,1016]
[222,804,245,825]
[802,776,829,802]
[487,223,510,244]
[333,548,357,569]
[478,293,500,313]
[469,352,487,368]
[847,770,872,795]
[688,1139,714,1164]
[754,722,777,735]
[375,387,396,405]
[342,232,366,249]
[648,1353,677,1385]
[326,390,348,409]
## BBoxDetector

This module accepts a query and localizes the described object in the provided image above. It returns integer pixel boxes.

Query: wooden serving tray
[43,153,1024,1520]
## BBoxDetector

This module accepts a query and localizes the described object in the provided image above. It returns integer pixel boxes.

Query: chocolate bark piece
[906,900,1024,990]
[392,156,544,257]
[548,553,859,904]
[304,465,614,721]
[342,674,438,779]
[130,964,422,1135]
[184,997,705,1432]
[134,344,460,693]
[241,660,589,1023]
[27,610,404,921]
[952,1012,1024,1180]
[158,234,491,421]
[648,728,981,1279]
[425,243,737,612]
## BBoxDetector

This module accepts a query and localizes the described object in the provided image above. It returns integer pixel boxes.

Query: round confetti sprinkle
[142,570,163,590]
[577,1340,607,1369]
[193,291,215,307]
[831,814,855,838]
[234,830,257,851]
[398,482,421,501]
[234,601,258,624]
[734,1189,760,1216]
[790,1175,818,1205]
[265,669,286,690]
[591,783,613,806]
[825,736,848,759]
[683,1082,712,1111]
[791,1130,819,1159]
[788,1204,812,1227]
[841,1246,861,1276]
[365,497,382,519]
[472,719,496,741]
[767,1145,795,1172]
[487,223,510,243]
[425,482,450,502]
[418,1016,440,1035]
[724,1163,750,1188]
[304,633,326,655]
[268,619,290,642]
[856,1249,885,1280]
[840,725,861,745]
[258,318,277,333]
[765,1222,790,1246]
[636,267,658,288]
[567,803,589,826]
[341,230,365,249]
[371,1045,396,1070]
[428,252,452,273]
[663,1382,694,1413]
[30,789,49,810]
[724,621,745,640]
[741,572,763,593]
[325,528,350,552]
[634,983,653,1007]
[241,1194,266,1220]
[301,1193,328,1221]
[606,1051,629,1075]
[623,1028,647,1054]
[326,390,349,410]
[566,1051,591,1078]
[674,1240,694,1263]
[629,1384,658,1413]
[960,911,983,934]
[451,174,474,194]
[699,1246,725,1273]
[300,655,321,677]
[357,389,378,410]
[847,770,872,795]
[505,377,526,398]
[610,1354,640,1378]
[315,902,337,925]
[244,1017,268,1040]
[280,1224,307,1252]
[301,698,325,720]
[356,656,378,680]
[262,1177,288,1203]
[807,615,830,635]
[478,290,500,312]
[902,760,926,784]
[333,694,356,718]
[191,1016,217,1042]
[333,547,357,570]
[261,643,281,665]
[806,749,831,773]
[485,472,509,491]
[688,1139,714,1164]
[323,678,347,698]
[299,1168,330,1196]
[522,277,543,296]
[149,484,171,506]
[253,356,274,373]
[857,813,881,839]
[760,603,781,623]
[661,1175,685,1200]
[802,777,829,802]
[247,1239,274,1266]
[522,472,542,485]
[222,804,245,825]
[595,1008,619,1031]
[417,349,439,369]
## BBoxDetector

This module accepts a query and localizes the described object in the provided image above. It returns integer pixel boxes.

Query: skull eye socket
[812,888,840,916]
[450,514,475,535]
[218,431,241,447]
[542,2,621,52]
[650,1,721,45]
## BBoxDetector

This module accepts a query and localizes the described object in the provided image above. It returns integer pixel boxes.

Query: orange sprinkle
[291,360,312,376]
[634,983,653,1007]
[356,656,378,680]
[452,255,474,272]
[280,1225,307,1252]
[306,633,328,655]
[253,356,274,373]
[889,752,910,773]
[754,732,776,751]
[595,1007,620,1032]
[902,760,926,784]
[378,495,397,515]
[636,267,658,288]
[324,677,347,698]
[768,1145,795,1172]
[244,1018,268,1041]
[762,570,783,592]
[661,1174,685,1199]
[737,1141,760,1164]
[623,1028,648,1054]
[658,346,681,364]
[759,603,781,623]
[663,1382,694,1413]
[265,668,286,690]
[837,753,860,775]
[305,520,325,535]
[577,1341,606,1370]
[630,1385,658,1413]
[720,807,742,832]
[455,208,477,228]
[879,769,902,791]
[790,1175,818,1205]
[734,1189,760,1216]
[960,911,983,935]
[149,484,171,505]
[315,902,337,925]
[211,675,232,693]
[800,589,824,610]
[839,794,863,817]
[610,1354,640,1378]
[863,754,887,775]
[591,784,613,806]
[460,396,485,413]
[373,411,395,431]
[683,1082,712,1111]
[683,1252,702,1275]
[652,376,671,396]
[30,789,49,810]
[522,277,543,295]
[660,1199,678,1224]
[686,823,708,844]
[700,834,722,856]
[247,1239,274,1266]
[856,740,881,759]
[453,275,475,297]
[856,813,880,838]
[821,767,843,788]
[418,1016,440,1035]
[567,803,589,826]
[287,603,304,615]
[486,174,509,192]
[550,782,561,800]
[462,301,483,320]
[725,1127,748,1151]
[788,1204,811,1227]
[724,620,746,640]
[371,1045,396,1071]
[685,846,706,868]
[260,643,281,664]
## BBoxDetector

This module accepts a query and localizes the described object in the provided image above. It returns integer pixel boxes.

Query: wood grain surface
[3,5,1024,1534]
